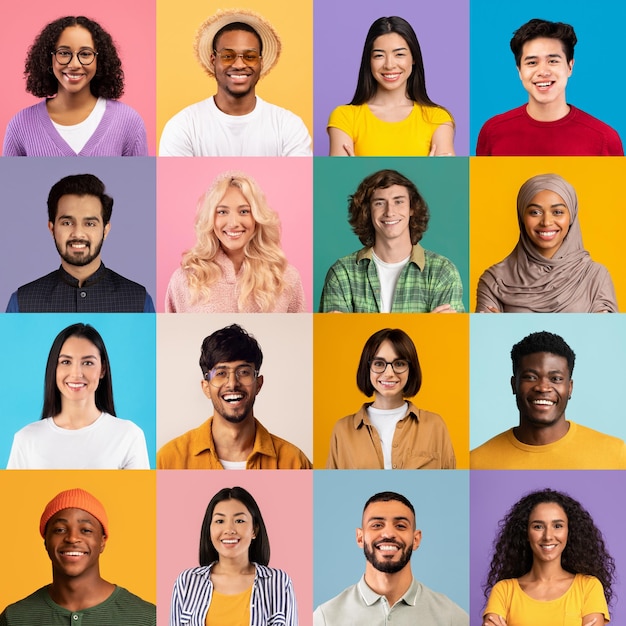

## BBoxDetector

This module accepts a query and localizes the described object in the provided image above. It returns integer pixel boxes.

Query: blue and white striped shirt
[170,562,298,626]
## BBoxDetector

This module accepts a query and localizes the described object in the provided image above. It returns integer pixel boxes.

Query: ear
[356,527,364,548]
[99,534,107,554]
[254,374,264,396]
[99,364,106,380]
[412,529,422,551]
[103,222,111,240]
[510,375,516,395]
[210,52,216,70]
[567,58,574,76]
[48,221,54,236]
[201,378,212,400]
[568,378,573,398]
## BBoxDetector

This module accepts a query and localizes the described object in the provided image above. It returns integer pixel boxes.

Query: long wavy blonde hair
[181,172,288,312]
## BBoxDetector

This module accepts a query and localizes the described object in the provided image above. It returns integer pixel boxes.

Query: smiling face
[357,499,420,575]
[56,336,104,404]
[44,507,106,579]
[213,185,256,261]
[52,26,97,96]
[211,30,262,99]
[370,184,413,246]
[522,189,571,258]
[210,498,256,562]
[527,502,568,565]
[518,37,573,109]
[49,194,110,271]
[512,352,573,429]
[370,32,413,95]
[370,340,409,408]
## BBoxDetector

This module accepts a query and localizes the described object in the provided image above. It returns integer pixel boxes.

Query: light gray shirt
[313,575,468,626]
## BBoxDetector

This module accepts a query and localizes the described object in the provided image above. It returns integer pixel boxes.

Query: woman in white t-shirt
[7,323,149,469]
[326,327,456,469]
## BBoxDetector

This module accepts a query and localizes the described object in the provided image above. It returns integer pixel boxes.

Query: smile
[223,230,245,238]
[535,230,559,238]
[66,382,86,389]
[222,393,244,403]
[221,539,239,544]
[381,73,401,80]
[381,219,400,225]
[532,399,556,405]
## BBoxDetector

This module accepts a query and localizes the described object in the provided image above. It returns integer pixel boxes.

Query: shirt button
[72,615,79,621]
[80,291,87,298]
[392,464,397,468]
[393,443,398,448]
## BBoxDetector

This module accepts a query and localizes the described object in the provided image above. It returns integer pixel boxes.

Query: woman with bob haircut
[476,173,617,313]
[166,171,306,313]
[327,16,454,156]
[482,488,614,626]
[170,486,298,626]
[326,328,455,469]
[7,323,149,469]
[3,16,148,156]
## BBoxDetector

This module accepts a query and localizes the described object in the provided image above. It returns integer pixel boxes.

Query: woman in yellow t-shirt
[327,16,455,157]
[483,489,613,626]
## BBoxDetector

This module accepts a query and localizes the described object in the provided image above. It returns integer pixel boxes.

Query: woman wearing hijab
[476,174,617,313]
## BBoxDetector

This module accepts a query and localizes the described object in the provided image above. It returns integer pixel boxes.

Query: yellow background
[156,0,313,146]
[0,471,156,609]
[313,314,469,468]
[470,157,626,311]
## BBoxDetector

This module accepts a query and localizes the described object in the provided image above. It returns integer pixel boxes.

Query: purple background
[470,471,626,626]
[313,0,470,156]
[0,157,156,309]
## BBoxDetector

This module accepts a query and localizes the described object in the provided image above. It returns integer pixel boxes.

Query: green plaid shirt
[319,244,464,313]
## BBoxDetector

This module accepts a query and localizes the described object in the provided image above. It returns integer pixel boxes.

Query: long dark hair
[42,323,115,419]
[350,16,439,107]
[199,487,270,567]
[484,489,615,606]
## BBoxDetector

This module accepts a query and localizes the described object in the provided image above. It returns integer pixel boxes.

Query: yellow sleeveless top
[206,586,252,626]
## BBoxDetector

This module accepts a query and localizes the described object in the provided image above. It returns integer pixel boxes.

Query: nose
[66,52,81,69]
[71,361,84,378]
[534,376,552,392]
[230,53,247,69]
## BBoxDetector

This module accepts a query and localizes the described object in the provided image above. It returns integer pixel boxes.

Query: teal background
[313,157,470,312]
[470,0,626,153]
[313,470,470,613]
[0,313,156,468]
[470,314,626,449]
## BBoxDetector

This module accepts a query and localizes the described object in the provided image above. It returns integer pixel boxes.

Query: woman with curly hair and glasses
[165,171,305,313]
[482,489,614,626]
[3,16,148,156]
[327,16,454,156]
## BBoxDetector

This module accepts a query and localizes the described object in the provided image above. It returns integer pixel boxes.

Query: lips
[222,393,245,404]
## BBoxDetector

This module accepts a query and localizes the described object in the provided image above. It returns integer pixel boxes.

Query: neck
[223,248,245,273]
[372,238,412,263]
[48,572,114,612]
[372,396,406,411]
[213,91,257,116]
[213,558,255,576]
[363,563,413,607]
[368,89,413,107]
[526,99,570,122]
[514,418,570,445]
[54,403,102,429]
[212,414,256,462]
[527,559,569,581]
[48,89,97,112]
[60,259,102,287]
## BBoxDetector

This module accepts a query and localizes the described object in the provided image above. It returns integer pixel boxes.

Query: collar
[197,562,272,579]
[352,402,420,429]
[356,244,425,270]
[357,575,419,607]
[57,262,107,288]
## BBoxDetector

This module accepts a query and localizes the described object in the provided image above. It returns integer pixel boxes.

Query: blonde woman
[166,172,305,312]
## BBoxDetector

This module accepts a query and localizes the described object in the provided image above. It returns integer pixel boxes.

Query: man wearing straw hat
[159,9,312,156]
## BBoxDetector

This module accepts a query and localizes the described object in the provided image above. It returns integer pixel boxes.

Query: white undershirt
[219,459,247,470]
[51,96,106,153]
[367,402,408,469]
[372,252,410,313]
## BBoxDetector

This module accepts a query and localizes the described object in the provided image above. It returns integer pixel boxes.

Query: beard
[363,539,413,574]
[56,236,105,267]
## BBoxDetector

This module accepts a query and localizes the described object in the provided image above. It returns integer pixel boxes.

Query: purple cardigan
[3,99,148,156]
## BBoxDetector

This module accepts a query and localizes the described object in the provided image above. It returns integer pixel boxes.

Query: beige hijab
[477,174,617,312]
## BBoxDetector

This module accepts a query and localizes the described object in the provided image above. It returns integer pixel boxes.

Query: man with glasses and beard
[157,324,311,469]
[5,174,154,312]
[314,491,468,625]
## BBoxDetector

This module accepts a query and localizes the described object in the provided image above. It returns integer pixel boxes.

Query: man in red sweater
[476,18,623,156]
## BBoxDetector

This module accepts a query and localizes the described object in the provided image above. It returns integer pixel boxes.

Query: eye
[220,51,235,61]
[243,53,258,62]
[85,221,97,227]
[60,219,72,226]
[239,208,251,215]
[216,209,228,215]
[394,360,408,369]
[371,359,385,369]
[56,50,72,59]
[82,360,95,366]
[81,528,93,533]
[58,359,71,366]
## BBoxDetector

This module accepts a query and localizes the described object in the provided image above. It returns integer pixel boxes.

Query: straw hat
[194,8,282,78]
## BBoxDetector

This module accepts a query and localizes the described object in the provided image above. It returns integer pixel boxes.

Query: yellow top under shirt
[206,586,252,626]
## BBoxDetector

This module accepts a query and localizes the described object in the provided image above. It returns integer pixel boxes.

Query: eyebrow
[56,214,101,222]
[215,203,251,209]
[50,517,95,525]
[530,518,566,524]
[523,52,564,61]
[372,194,408,201]
[372,47,409,53]
[58,353,100,360]
[213,511,248,517]
[366,515,412,524]
[526,202,568,209]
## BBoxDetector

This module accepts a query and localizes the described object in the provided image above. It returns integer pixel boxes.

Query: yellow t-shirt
[206,586,252,626]
[484,574,609,626]
[327,102,453,156]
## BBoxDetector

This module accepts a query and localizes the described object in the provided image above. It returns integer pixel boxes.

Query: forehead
[371,185,411,200]
[47,507,99,526]
[212,359,253,369]
[217,186,249,206]
[372,32,410,51]
[215,29,261,51]
[526,189,567,207]
[213,498,251,516]
[529,501,568,521]
[363,499,415,525]
[522,37,566,58]
[518,351,569,373]
[59,335,100,357]
[56,25,95,47]
[373,339,400,358]
[55,194,103,219]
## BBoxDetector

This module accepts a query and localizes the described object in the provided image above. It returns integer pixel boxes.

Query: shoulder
[283,263,303,283]
[105,99,143,121]
[415,580,468,615]
[415,104,454,124]
[257,97,307,124]
[13,419,49,437]
[410,405,446,426]
[328,250,363,271]
[332,407,366,433]
[267,431,311,468]
[480,106,526,129]
[7,101,46,124]
[113,587,156,613]
[1,587,50,616]
[100,413,144,434]
[422,248,459,270]
[165,98,213,124]
[315,583,360,615]
[255,564,293,585]
[174,566,212,586]
[104,267,147,291]
[569,106,619,132]
[570,422,625,447]
[470,430,512,458]
[17,270,60,291]
[328,104,358,122]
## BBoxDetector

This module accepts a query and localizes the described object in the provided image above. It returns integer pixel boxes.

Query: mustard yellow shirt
[205,587,252,626]
[157,417,312,469]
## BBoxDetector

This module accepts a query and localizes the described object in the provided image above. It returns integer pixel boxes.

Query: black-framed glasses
[205,365,259,388]
[369,359,410,374]
[213,48,261,67]
[52,48,98,66]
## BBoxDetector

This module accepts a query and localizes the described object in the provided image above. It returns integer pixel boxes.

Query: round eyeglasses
[52,48,98,66]
[213,48,261,67]
[369,359,410,374]
[205,365,259,388]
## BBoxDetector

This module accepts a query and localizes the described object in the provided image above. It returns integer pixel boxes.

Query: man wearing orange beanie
[0,488,155,625]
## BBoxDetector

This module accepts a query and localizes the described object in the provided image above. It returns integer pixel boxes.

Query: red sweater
[476,104,624,156]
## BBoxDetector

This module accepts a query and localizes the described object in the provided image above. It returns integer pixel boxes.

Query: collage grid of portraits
[1,0,626,625]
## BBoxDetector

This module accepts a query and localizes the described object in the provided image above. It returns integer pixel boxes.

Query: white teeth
[533,399,555,405]
[382,220,400,225]
[223,394,244,402]
[222,539,238,544]
[377,545,398,551]
[67,383,86,389]
[62,551,84,556]
[224,231,244,237]
[536,82,552,87]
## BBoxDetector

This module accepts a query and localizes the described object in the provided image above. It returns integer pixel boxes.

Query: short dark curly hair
[484,488,615,606]
[511,331,576,377]
[348,169,430,248]
[25,16,124,99]
[510,18,577,67]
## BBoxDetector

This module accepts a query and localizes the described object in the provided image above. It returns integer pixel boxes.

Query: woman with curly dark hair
[482,488,614,626]
[3,16,147,156]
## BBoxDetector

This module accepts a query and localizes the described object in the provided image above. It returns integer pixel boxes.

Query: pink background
[156,470,313,626]
[156,157,313,312]
[0,0,156,154]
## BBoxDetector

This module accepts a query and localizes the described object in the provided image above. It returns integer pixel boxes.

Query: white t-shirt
[159,96,312,156]
[51,96,106,153]
[367,403,408,469]
[373,253,410,313]
[7,412,150,469]
[219,459,248,470]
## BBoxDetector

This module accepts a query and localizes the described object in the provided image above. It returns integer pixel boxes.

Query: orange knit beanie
[40,488,109,538]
